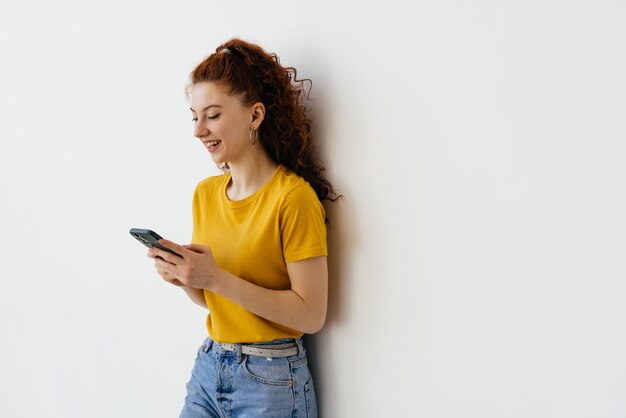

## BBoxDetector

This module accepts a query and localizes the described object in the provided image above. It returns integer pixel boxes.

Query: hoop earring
[249,128,258,145]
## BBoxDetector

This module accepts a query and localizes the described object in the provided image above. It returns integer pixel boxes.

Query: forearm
[213,270,325,334]
[151,241,326,330]
[181,286,207,308]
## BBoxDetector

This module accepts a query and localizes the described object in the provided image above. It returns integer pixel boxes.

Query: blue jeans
[179,337,318,418]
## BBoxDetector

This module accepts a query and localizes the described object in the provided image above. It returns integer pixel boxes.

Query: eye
[208,114,220,120]
[191,117,198,122]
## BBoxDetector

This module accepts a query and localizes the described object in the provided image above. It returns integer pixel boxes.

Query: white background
[1,1,625,417]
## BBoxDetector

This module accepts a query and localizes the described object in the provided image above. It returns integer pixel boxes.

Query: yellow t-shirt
[191,165,328,343]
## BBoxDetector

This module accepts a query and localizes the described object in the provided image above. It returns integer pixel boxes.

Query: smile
[205,139,222,152]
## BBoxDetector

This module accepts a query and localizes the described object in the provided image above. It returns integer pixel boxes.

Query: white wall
[1,1,625,417]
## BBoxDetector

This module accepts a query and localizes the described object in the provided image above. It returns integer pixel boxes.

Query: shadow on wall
[304,196,358,415]
[299,46,361,414]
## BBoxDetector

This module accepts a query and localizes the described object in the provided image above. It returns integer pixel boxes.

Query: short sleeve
[280,184,328,263]
[191,182,201,244]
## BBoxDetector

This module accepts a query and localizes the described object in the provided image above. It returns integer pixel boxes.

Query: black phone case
[129,228,182,257]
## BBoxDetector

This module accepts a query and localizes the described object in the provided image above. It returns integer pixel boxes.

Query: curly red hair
[186,38,339,203]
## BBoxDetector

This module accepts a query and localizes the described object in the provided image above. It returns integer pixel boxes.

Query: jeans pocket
[195,344,205,360]
[240,355,293,387]
[304,377,318,417]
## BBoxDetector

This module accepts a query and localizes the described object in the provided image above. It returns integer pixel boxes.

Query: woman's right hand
[147,249,184,287]
[148,249,208,308]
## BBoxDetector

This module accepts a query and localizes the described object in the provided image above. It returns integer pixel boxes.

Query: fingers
[184,243,208,254]
[147,249,161,259]
[159,239,187,257]
[150,246,181,265]
[154,257,185,285]
[161,271,184,287]
[149,239,212,289]
[154,254,175,274]
[148,244,187,288]
[159,269,184,287]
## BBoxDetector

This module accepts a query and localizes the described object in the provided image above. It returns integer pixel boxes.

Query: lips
[204,139,222,152]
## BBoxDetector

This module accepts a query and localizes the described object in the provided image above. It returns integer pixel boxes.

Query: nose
[194,119,209,140]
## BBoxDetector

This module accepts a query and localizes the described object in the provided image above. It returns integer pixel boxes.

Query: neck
[226,153,278,201]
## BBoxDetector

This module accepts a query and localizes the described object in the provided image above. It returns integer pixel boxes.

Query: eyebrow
[190,104,223,113]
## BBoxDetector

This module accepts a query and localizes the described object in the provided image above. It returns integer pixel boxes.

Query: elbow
[301,323,323,335]
[302,311,326,335]
[307,322,324,335]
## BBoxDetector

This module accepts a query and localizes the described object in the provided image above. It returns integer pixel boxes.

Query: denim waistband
[200,336,304,358]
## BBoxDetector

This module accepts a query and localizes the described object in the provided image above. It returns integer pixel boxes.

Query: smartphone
[129,228,182,258]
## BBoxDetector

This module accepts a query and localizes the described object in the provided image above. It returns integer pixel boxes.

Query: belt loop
[236,344,243,363]
[295,337,304,355]
[203,338,213,353]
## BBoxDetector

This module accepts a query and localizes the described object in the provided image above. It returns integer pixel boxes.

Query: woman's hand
[147,239,221,290]
[148,240,328,333]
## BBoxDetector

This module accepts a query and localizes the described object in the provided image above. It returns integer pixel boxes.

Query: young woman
[147,38,338,418]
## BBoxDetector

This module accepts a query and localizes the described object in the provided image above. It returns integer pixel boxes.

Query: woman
[148,38,338,418]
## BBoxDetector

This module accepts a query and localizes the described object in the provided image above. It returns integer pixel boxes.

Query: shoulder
[274,166,320,206]
[194,173,229,195]
[273,167,325,220]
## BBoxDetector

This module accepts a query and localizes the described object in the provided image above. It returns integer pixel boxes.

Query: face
[190,81,259,165]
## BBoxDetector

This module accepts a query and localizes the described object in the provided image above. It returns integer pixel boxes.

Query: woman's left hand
[150,239,221,290]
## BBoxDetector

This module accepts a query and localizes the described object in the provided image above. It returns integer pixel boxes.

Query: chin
[209,154,224,164]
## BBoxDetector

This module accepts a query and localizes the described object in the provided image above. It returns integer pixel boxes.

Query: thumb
[158,239,185,253]
[184,243,209,254]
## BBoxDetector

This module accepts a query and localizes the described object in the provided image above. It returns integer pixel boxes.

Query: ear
[250,102,265,129]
